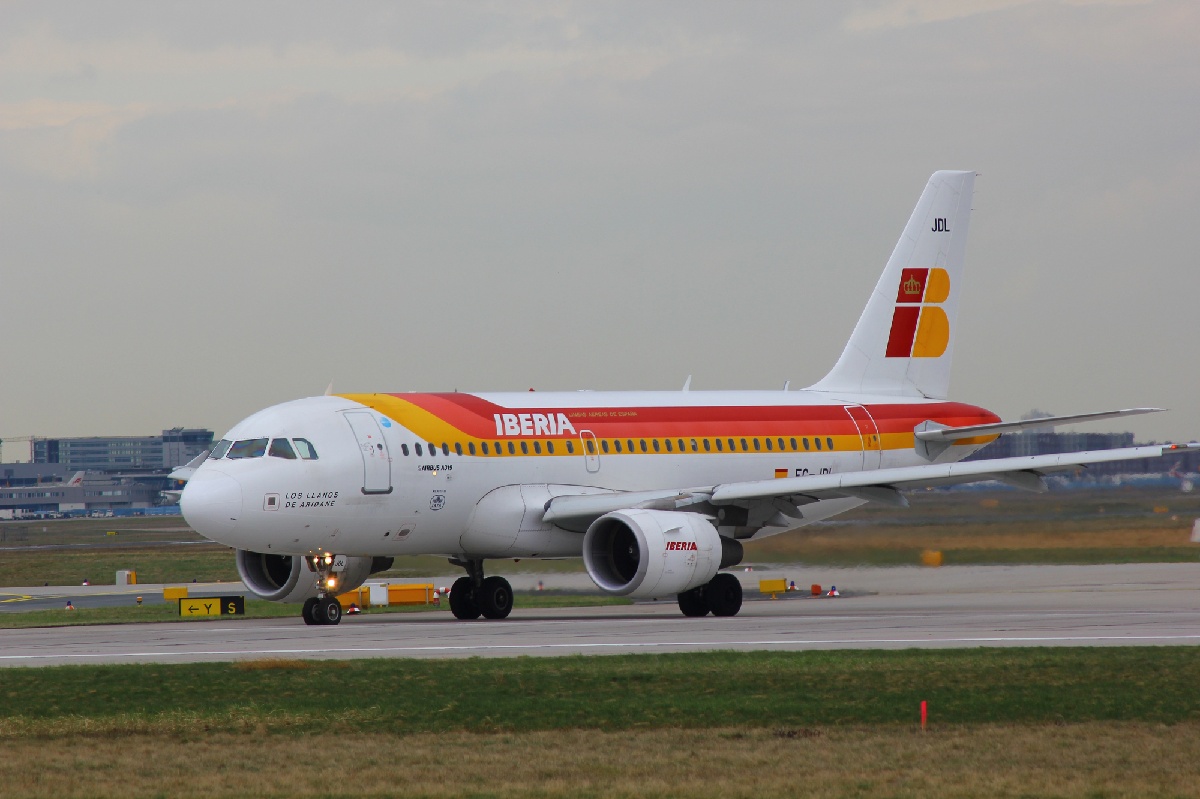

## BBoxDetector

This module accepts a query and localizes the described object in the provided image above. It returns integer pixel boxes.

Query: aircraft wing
[710,443,1197,504]
[542,443,1198,529]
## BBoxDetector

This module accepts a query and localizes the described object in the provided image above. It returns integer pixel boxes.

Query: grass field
[2,648,1199,797]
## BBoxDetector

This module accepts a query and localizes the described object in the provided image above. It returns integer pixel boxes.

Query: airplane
[179,170,1195,626]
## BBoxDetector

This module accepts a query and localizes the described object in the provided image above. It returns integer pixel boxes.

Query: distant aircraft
[179,171,1194,625]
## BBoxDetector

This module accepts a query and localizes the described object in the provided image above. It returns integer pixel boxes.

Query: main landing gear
[303,554,344,626]
[676,573,743,618]
[448,558,513,620]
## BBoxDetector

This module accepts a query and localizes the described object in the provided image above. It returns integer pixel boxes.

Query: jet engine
[582,509,743,598]
[234,550,393,603]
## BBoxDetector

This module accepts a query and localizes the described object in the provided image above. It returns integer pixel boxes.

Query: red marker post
[920,700,928,730]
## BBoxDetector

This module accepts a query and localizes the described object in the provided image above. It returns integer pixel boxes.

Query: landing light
[326,577,338,589]
[323,554,333,565]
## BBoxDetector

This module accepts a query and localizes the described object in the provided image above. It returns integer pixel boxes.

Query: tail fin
[809,170,975,399]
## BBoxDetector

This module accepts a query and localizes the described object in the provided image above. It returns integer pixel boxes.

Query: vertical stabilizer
[809,170,975,399]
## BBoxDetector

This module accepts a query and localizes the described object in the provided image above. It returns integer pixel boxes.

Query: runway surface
[1,563,1197,667]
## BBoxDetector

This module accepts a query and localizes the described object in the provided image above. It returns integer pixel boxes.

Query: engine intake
[235,550,390,603]
[582,509,742,598]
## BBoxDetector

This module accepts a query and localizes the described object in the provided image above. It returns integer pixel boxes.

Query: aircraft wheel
[478,576,514,620]
[301,596,319,626]
[449,576,482,620]
[313,596,342,625]
[677,586,709,617]
[706,573,743,617]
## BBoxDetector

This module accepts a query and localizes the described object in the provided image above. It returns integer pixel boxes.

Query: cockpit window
[269,439,297,459]
[227,439,268,459]
[293,438,319,460]
[208,440,232,460]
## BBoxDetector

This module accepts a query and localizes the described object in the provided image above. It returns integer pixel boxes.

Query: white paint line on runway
[4,633,1200,663]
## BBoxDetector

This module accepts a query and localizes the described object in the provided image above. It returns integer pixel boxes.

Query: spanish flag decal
[774,468,789,479]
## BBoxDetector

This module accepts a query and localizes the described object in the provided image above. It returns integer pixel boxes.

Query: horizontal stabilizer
[916,408,1163,442]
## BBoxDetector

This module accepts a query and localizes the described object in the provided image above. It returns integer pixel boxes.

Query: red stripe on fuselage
[379,393,999,439]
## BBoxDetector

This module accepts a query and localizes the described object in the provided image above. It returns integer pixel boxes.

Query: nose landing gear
[448,558,513,620]
[302,554,345,626]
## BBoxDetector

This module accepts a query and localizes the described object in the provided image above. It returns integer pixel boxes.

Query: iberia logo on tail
[885,267,950,358]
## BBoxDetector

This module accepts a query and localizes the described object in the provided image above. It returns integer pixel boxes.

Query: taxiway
[1,563,1197,667]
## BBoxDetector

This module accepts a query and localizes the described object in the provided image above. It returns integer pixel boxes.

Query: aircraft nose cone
[181,468,243,541]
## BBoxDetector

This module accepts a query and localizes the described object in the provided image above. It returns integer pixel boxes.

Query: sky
[1,0,1197,452]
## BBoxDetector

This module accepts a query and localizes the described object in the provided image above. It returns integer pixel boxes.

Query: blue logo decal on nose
[380,417,393,428]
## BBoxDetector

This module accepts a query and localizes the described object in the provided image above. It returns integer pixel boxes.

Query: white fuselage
[181,390,998,560]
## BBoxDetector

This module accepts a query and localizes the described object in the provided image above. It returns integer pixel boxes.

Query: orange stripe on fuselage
[338,393,1000,454]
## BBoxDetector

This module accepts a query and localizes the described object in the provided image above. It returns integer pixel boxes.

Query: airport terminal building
[0,428,213,518]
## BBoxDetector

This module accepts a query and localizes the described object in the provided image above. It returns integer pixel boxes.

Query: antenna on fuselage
[324,382,333,396]
[682,375,692,392]
[783,381,790,391]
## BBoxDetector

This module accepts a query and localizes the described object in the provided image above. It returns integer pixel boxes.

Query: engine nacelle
[582,509,743,598]
[235,550,392,603]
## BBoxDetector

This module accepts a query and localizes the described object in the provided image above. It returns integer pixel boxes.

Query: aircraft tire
[478,576,514,620]
[677,586,709,617]
[313,596,342,625]
[706,573,743,617]
[301,596,319,626]
[449,576,482,620]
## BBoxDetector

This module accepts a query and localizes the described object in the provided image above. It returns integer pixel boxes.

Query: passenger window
[627,440,635,453]
[468,442,476,455]
[753,438,761,451]
[703,439,711,452]
[227,439,268,459]
[269,439,297,459]
[614,440,623,453]
[677,439,685,452]
[521,441,529,454]
[415,442,424,456]
[715,438,723,452]
[778,438,786,451]
[815,437,823,451]
[566,440,574,454]
[401,443,410,456]
[639,440,647,453]
[665,439,673,452]
[482,442,489,455]
[533,441,542,454]
[208,440,232,460]
[652,439,660,452]
[602,440,610,453]
[740,438,748,451]
[442,443,450,456]
[293,438,318,460]
[547,441,555,454]
[803,438,810,451]
[827,437,834,451]
[728,438,735,452]
[586,439,595,454]
[507,442,516,455]
[690,439,698,452]
[428,442,437,456]
[765,438,773,451]
[790,437,798,451]
[454,442,463,456]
